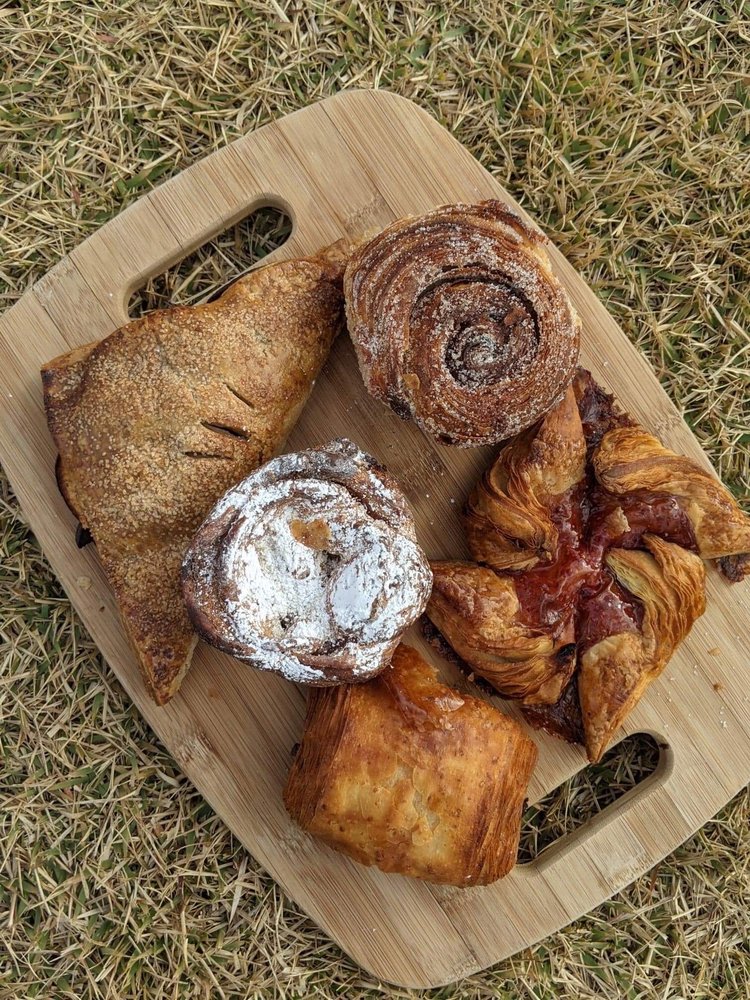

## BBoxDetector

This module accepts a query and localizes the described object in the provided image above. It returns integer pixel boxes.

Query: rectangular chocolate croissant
[284,643,538,886]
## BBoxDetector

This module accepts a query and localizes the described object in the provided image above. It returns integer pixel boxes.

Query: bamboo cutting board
[1,90,748,989]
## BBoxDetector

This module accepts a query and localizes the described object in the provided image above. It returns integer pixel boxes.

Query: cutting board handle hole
[518,732,663,866]
[127,205,291,319]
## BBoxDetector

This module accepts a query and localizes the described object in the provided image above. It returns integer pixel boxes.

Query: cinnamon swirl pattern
[182,439,432,685]
[344,201,581,446]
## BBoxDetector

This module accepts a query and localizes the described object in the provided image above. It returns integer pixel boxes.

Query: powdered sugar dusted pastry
[344,200,580,446]
[182,439,433,684]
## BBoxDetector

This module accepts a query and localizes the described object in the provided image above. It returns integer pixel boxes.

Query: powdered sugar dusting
[183,439,432,684]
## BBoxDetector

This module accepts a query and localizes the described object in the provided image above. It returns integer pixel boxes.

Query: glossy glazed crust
[283,644,538,886]
[344,200,580,446]
[465,385,586,571]
[579,535,706,762]
[427,369,749,761]
[429,384,585,709]
[428,562,576,705]
[41,243,350,704]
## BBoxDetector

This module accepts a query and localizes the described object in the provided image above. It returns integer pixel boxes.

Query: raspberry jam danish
[428,370,750,761]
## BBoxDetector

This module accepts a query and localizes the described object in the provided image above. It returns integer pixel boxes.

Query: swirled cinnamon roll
[182,439,432,685]
[344,201,580,445]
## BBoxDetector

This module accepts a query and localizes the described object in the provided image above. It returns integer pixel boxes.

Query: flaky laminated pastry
[284,643,538,885]
[428,369,750,762]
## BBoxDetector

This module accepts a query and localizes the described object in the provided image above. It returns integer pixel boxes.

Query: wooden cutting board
[1,90,748,989]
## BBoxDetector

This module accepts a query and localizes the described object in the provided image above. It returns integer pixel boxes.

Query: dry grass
[1,1,749,998]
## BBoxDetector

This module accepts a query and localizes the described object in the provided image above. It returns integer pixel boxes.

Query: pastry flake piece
[182,439,432,685]
[344,200,580,446]
[283,643,538,886]
[427,368,750,761]
[593,426,750,570]
[578,535,706,762]
[465,383,587,572]
[42,243,350,704]
[428,561,576,705]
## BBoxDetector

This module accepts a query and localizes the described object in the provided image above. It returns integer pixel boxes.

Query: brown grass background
[1,2,748,998]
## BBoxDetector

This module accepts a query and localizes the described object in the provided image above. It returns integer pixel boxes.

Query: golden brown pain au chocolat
[284,643,538,886]
[428,369,750,762]
[42,242,350,705]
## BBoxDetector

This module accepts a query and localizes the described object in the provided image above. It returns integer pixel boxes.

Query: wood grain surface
[0,90,748,989]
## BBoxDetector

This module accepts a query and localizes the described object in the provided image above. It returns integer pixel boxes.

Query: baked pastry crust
[283,643,538,885]
[344,200,580,445]
[579,535,706,762]
[427,562,576,706]
[465,383,586,572]
[593,426,750,566]
[428,369,749,760]
[42,243,349,704]
[182,438,432,685]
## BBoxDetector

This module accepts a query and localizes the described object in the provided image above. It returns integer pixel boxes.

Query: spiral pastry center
[413,279,540,390]
[344,201,581,444]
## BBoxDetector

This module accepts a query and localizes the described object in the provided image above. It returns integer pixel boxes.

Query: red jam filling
[509,372,702,743]
[512,468,696,646]
[576,574,644,650]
